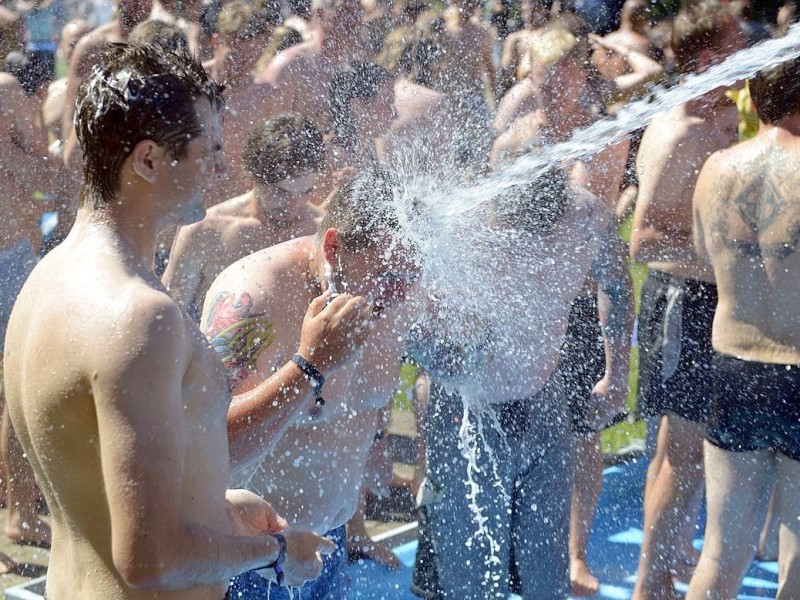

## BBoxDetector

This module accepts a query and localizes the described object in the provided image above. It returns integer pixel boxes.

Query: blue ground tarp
[346,458,780,599]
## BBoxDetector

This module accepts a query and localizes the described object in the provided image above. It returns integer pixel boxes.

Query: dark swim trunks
[227,524,347,600]
[636,270,718,423]
[707,353,800,462]
[558,293,606,435]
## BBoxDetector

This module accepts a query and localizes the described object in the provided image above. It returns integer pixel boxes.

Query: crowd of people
[0,0,798,598]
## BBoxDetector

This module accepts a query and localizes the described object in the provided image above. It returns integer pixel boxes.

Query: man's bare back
[694,128,800,364]
[632,101,740,281]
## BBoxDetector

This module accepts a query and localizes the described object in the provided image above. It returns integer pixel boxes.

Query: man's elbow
[116,553,180,590]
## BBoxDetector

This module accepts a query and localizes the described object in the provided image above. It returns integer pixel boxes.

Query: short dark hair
[495,166,569,236]
[672,1,737,74]
[242,113,325,185]
[74,42,225,208]
[317,170,403,253]
[329,61,393,150]
[129,19,190,55]
[750,56,800,124]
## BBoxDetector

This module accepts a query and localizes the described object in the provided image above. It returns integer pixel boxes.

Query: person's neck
[763,117,800,140]
[253,185,300,227]
[75,195,160,271]
[307,241,329,293]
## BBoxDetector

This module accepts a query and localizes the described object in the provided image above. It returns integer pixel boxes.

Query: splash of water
[388,24,800,578]
[436,22,800,219]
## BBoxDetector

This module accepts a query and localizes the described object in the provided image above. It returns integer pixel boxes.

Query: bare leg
[758,484,780,562]
[686,443,773,600]
[570,433,602,596]
[346,485,401,570]
[643,417,668,510]
[632,414,705,600]
[776,453,800,599]
[2,403,50,547]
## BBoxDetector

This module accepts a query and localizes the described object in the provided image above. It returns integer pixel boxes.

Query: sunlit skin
[4,98,336,599]
[630,18,747,600]
[163,170,319,320]
[202,230,419,536]
[688,110,800,599]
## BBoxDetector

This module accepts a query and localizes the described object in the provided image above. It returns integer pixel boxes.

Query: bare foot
[631,570,679,600]
[0,552,15,575]
[570,557,600,596]
[6,515,51,548]
[347,537,402,570]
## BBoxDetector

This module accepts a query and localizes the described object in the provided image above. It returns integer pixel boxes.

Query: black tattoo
[708,148,800,261]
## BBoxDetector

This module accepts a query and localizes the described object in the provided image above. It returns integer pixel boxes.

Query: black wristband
[265,532,286,568]
[292,353,326,406]
[264,532,286,586]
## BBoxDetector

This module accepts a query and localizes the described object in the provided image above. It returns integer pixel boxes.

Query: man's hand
[590,373,628,431]
[276,528,337,587]
[225,489,336,587]
[297,293,373,373]
[225,489,287,536]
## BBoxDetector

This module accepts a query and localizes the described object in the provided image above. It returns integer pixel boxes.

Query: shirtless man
[629,5,745,598]
[4,43,367,599]
[410,165,631,600]
[201,0,280,201]
[432,0,496,168]
[592,0,652,82]
[688,57,800,600]
[164,113,323,321]
[256,0,364,132]
[489,26,633,595]
[204,172,420,599]
[0,63,63,552]
[376,23,457,173]
[499,0,549,86]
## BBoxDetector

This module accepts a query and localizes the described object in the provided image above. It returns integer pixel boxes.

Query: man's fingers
[318,537,337,555]
[307,293,330,317]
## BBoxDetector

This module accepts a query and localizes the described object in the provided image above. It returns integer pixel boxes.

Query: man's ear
[130,139,161,184]
[322,228,341,264]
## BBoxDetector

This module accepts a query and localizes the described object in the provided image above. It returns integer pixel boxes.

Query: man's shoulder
[209,237,309,297]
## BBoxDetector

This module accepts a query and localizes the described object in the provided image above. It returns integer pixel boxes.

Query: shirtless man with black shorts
[629,4,745,598]
[688,56,800,600]
[4,43,369,599]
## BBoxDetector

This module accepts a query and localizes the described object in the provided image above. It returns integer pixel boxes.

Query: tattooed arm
[202,291,372,471]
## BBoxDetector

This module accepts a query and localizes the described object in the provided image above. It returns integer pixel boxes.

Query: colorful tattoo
[204,291,276,391]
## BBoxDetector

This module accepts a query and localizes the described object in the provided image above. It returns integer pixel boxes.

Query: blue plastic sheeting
[346,458,780,599]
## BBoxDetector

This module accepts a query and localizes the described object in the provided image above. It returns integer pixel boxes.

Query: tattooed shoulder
[707,147,800,260]
[203,291,276,391]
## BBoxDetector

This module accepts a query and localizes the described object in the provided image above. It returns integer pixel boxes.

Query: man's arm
[630,122,699,264]
[201,292,373,470]
[590,208,634,428]
[94,297,331,589]
[692,152,724,270]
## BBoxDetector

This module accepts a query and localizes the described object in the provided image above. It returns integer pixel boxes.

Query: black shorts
[558,294,606,435]
[636,270,717,423]
[707,353,800,462]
